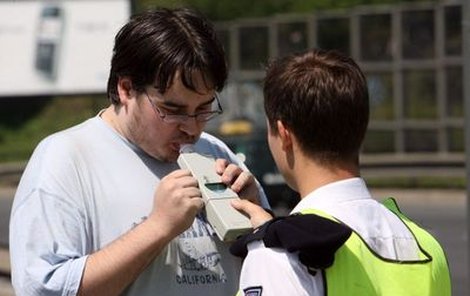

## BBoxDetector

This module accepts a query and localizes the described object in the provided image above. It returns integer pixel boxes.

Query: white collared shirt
[239,178,419,296]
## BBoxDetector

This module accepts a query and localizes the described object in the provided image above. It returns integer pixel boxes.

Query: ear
[276,120,293,152]
[117,77,136,105]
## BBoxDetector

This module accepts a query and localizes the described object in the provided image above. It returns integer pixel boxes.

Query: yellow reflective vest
[302,197,451,296]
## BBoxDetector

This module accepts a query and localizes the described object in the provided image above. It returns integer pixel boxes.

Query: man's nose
[179,118,204,136]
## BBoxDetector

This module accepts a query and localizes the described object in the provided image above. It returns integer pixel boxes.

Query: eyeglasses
[144,91,223,124]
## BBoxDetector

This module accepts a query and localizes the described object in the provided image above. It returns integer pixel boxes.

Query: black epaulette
[230,213,352,271]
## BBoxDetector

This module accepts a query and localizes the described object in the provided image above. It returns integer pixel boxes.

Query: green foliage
[137,0,185,11]
[185,0,292,20]
[135,0,434,20]
[0,96,108,162]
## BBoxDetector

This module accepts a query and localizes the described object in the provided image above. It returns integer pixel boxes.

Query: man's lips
[169,143,180,152]
[170,141,195,152]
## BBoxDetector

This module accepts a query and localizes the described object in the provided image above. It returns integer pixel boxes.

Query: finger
[166,169,193,179]
[189,196,205,211]
[231,199,273,228]
[165,169,199,188]
[231,198,258,216]
[215,158,229,175]
[178,175,199,188]
[230,171,253,193]
[220,163,243,184]
[184,187,202,198]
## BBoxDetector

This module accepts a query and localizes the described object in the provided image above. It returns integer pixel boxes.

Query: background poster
[0,0,130,97]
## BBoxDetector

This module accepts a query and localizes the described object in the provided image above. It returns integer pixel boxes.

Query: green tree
[135,0,435,20]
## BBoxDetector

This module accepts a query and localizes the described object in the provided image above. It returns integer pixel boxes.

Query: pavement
[0,278,13,296]
[0,249,9,275]
[0,248,11,295]
[0,187,13,275]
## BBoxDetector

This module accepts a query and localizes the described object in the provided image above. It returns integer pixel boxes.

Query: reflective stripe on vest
[301,197,451,296]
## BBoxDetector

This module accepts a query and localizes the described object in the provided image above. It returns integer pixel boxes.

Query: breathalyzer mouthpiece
[179,144,195,154]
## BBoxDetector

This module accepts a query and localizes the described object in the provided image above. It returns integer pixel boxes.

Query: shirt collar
[290,177,372,214]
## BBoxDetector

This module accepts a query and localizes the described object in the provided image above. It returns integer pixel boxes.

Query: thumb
[231,198,254,213]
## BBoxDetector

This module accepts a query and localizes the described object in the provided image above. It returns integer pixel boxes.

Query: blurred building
[206,0,464,207]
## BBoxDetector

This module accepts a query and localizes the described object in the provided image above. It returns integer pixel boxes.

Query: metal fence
[210,0,464,167]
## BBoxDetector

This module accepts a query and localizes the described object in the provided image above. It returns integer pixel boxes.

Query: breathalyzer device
[177,146,252,242]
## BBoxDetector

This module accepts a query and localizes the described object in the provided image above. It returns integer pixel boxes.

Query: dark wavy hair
[107,7,227,104]
[264,49,369,164]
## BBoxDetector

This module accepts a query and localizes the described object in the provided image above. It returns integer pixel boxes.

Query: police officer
[230,48,451,296]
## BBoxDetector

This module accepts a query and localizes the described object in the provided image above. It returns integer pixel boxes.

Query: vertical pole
[129,0,137,14]
[463,0,470,293]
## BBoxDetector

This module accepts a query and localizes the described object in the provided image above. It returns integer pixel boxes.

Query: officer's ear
[276,120,293,152]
